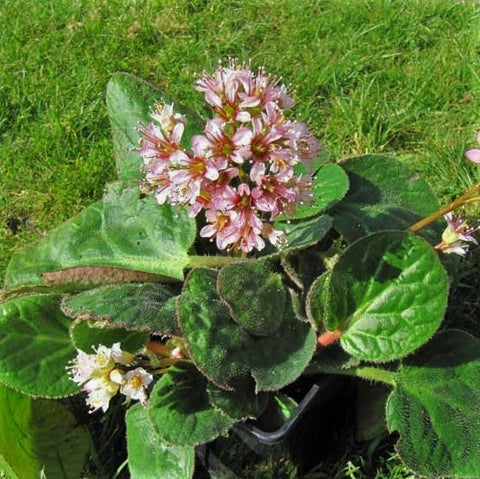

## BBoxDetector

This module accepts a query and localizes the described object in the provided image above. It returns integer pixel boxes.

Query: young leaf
[331,155,439,243]
[0,384,90,478]
[0,294,78,397]
[63,282,181,336]
[323,231,448,362]
[217,261,286,337]
[147,361,234,447]
[387,330,480,478]
[5,182,196,289]
[126,403,194,479]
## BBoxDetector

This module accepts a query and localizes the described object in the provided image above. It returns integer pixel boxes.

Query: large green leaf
[126,403,194,479]
[106,72,202,180]
[0,294,78,397]
[331,155,439,243]
[248,298,316,391]
[178,268,316,391]
[63,282,181,336]
[387,330,480,478]
[147,361,234,447]
[217,261,286,337]
[0,384,90,479]
[322,231,448,362]
[5,182,196,289]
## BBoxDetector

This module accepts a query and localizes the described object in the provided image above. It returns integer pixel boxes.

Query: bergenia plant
[1,62,480,478]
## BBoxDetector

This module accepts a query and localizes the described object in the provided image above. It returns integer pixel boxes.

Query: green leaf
[0,294,78,397]
[387,330,480,478]
[147,361,234,447]
[218,261,286,336]
[325,231,448,362]
[277,214,333,251]
[248,299,317,391]
[179,268,316,391]
[0,384,90,479]
[207,376,268,421]
[305,271,331,330]
[331,155,439,243]
[126,403,194,479]
[69,318,148,354]
[280,163,349,220]
[106,72,202,180]
[178,268,252,388]
[63,282,181,336]
[5,182,196,289]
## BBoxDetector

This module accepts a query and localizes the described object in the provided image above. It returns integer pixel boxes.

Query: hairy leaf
[218,261,285,336]
[63,282,181,336]
[5,182,196,288]
[147,361,234,446]
[0,294,78,397]
[325,231,448,362]
[387,330,480,477]
[179,268,316,391]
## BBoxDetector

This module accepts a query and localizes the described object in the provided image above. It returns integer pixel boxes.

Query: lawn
[1,0,480,477]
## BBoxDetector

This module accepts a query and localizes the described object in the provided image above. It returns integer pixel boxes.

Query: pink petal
[171,123,185,144]
[465,149,480,164]
[232,127,253,146]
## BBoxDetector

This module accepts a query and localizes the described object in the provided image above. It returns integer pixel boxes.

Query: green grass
[1,0,480,476]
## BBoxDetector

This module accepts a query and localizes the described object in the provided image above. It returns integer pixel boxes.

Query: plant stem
[305,362,396,387]
[408,182,480,233]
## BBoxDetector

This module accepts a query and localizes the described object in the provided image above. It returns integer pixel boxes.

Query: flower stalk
[408,182,480,233]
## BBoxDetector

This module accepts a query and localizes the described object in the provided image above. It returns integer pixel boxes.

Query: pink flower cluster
[137,62,320,253]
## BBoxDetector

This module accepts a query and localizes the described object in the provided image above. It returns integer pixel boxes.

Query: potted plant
[1,62,479,478]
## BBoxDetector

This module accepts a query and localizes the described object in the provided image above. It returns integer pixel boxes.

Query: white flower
[68,350,96,385]
[67,343,142,413]
[119,367,153,405]
[85,379,120,413]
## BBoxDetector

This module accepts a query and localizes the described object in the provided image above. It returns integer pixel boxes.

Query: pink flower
[465,131,480,164]
[194,118,252,164]
[200,209,241,250]
[138,62,321,253]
